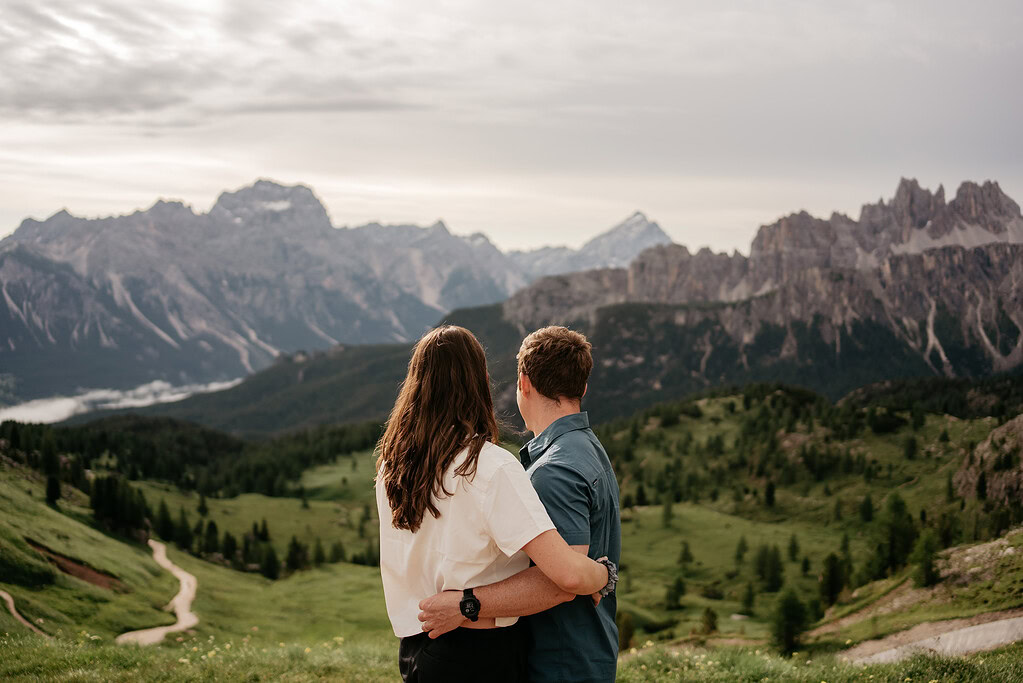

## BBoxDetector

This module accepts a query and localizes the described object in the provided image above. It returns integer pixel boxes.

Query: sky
[1,0,1021,253]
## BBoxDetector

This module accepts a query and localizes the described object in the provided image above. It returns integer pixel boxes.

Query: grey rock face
[0,180,669,402]
[509,211,672,279]
[504,180,1023,386]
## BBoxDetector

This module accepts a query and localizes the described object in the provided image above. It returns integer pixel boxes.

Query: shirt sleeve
[530,463,592,547]
[479,462,557,557]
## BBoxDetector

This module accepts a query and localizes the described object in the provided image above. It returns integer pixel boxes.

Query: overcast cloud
[0,0,1020,251]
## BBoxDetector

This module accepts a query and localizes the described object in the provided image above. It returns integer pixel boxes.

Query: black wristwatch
[459,588,481,622]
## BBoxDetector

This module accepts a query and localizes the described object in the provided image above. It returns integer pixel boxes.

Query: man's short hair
[517,326,593,402]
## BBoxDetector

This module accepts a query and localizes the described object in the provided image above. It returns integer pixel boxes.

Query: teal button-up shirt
[519,412,621,682]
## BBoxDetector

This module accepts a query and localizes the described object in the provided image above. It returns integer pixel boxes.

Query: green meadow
[3,385,1023,680]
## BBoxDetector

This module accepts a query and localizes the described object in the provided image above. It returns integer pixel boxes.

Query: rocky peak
[890,177,945,230]
[143,199,197,223]
[587,211,667,244]
[209,179,331,233]
[948,181,1021,224]
[427,220,451,236]
[575,211,672,267]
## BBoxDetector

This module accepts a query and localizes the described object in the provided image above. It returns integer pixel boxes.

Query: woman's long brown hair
[375,325,500,532]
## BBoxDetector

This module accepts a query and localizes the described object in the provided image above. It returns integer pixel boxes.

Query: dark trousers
[399,623,529,682]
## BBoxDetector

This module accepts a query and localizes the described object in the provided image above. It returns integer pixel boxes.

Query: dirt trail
[843,608,1023,664]
[0,589,51,638]
[115,540,198,646]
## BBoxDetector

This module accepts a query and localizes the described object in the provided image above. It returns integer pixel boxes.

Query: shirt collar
[519,412,590,467]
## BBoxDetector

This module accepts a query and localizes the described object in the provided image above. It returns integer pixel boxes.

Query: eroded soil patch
[25,538,127,592]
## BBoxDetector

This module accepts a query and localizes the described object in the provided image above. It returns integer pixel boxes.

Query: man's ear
[582,383,588,399]
[519,371,530,396]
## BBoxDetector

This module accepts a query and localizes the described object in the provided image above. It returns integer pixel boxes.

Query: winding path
[116,540,199,646]
[0,589,51,638]
[844,609,1023,664]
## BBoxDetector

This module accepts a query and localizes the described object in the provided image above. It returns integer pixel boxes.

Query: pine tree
[41,432,59,476]
[259,518,270,541]
[911,403,925,431]
[874,493,918,576]
[765,481,776,507]
[946,472,956,502]
[661,497,673,528]
[664,580,681,609]
[176,507,193,550]
[801,556,810,576]
[765,545,784,592]
[192,519,204,552]
[286,535,307,571]
[329,540,346,563]
[904,435,918,460]
[820,552,845,606]
[313,538,326,566]
[771,589,807,654]
[735,536,748,565]
[197,494,209,517]
[156,500,174,540]
[261,545,280,580]
[222,531,238,564]
[46,475,61,506]
[700,607,718,634]
[976,471,987,500]
[911,530,940,587]
[859,494,874,522]
[756,545,784,592]
[741,581,756,615]
[787,534,800,562]
[678,540,694,569]
[70,456,86,492]
[635,484,648,507]
[204,520,220,555]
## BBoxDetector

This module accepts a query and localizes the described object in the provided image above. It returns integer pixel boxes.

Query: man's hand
[418,590,466,639]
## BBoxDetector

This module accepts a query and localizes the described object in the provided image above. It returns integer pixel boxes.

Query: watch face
[461,597,480,617]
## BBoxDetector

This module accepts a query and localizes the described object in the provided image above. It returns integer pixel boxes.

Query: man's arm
[418,545,588,638]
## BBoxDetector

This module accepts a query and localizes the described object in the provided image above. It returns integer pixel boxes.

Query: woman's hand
[418,590,466,639]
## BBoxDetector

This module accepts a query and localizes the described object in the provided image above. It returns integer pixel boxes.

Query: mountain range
[0,180,669,403]
[62,177,1023,435]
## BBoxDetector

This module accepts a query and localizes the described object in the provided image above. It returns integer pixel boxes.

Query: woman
[376,325,612,682]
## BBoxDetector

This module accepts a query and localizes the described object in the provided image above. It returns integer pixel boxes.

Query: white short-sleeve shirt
[376,441,556,637]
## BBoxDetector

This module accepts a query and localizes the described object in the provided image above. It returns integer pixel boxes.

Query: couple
[375,325,622,682]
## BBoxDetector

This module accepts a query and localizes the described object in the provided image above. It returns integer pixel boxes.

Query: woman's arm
[522,529,608,595]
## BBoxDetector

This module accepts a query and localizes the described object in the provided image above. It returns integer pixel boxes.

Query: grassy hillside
[63,295,1023,436]
[61,343,414,436]
[132,447,381,564]
[6,380,1023,681]
[0,457,391,647]
[0,462,179,639]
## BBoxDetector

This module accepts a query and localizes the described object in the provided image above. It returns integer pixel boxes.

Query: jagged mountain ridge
[502,179,1023,413]
[67,178,1023,432]
[507,179,1023,325]
[0,180,670,402]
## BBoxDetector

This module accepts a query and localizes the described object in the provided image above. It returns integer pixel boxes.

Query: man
[418,326,622,682]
